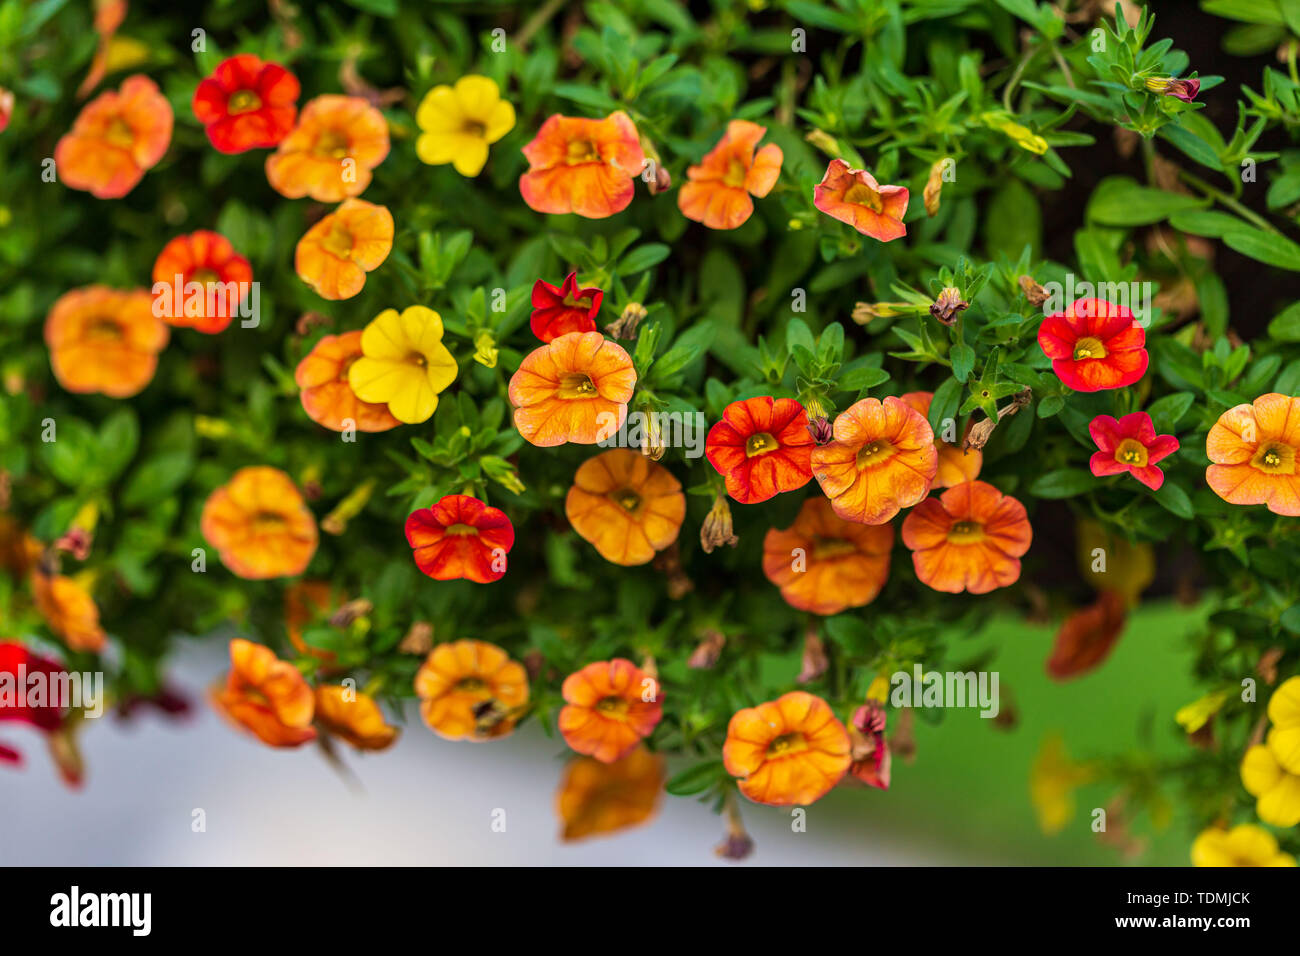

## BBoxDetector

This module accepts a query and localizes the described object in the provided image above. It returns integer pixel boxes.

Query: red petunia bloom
[1088,412,1179,490]
[530,273,602,343]
[405,494,515,584]
[0,641,82,787]
[1037,297,1148,392]
[151,230,254,334]
[192,54,300,154]
[705,396,814,504]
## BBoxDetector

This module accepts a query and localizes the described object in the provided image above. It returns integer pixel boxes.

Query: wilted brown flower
[687,629,727,669]
[929,286,968,326]
[923,158,947,216]
[605,302,647,340]
[1018,274,1050,307]
[398,620,434,655]
[797,627,829,684]
[700,495,739,554]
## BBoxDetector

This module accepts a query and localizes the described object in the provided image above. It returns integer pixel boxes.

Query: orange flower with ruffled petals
[811,396,938,524]
[200,466,318,579]
[1045,590,1127,681]
[812,159,908,241]
[509,331,636,446]
[559,659,663,763]
[405,494,515,584]
[45,286,169,398]
[900,391,981,488]
[294,199,393,301]
[151,230,253,334]
[678,120,783,230]
[519,111,645,218]
[762,496,892,615]
[314,685,399,751]
[295,331,401,433]
[1206,393,1300,516]
[266,94,389,201]
[211,638,316,748]
[901,480,1031,594]
[414,640,529,741]
[556,745,665,842]
[723,691,852,806]
[565,449,685,566]
[54,74,172,199]
[32,572,106,652]
[706,396,814,504]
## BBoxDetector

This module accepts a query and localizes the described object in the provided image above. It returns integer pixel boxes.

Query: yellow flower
[415,75,515,177]
[1268,676,1300,773]
[347,306,458,425]
[1029,733,1094,835]
[473,329,498,369]
[1192,823,1296,867]
[1241,739,1300,828]
[1175,689,1230,735]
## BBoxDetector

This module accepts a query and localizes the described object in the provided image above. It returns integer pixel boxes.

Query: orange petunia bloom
[705,396,814,504]
[45,286,169,398]
[314,685,399,751]
[1045,590,1127,681]
[294,199,394,301]
[295,331,401,433]
[211,638,316,748]
[1206,393,1300,516]
[677,120,783,230]
[556,745,665,842]
[509,331,637,446]
[265,94,390,201]
[405,494,515,584]
[762,496,893,615]
[899,391,981,488]
[32,571,106,652]
[558,659,663,763]
[54,74,172,199]
[151,230,253,334]
[413,640,530,741]
[519,111,645,218]
[901,480,1032,594]
[565,448,686,566]
[200,466,318,579]
[722,691,853,806]
[284,580,343,664]
[812,159,908,241]
[811,396,938,524]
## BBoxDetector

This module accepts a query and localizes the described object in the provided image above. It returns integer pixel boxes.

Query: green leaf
[1151,480,1194,519]
[121,452,194,509]
[1268,301,1300,341]
[665,760,726,796]
[619,244,671,274]
[838,366,891,391]
[1145,392,1194,432]
[1223,228,1300,271]
[1086,176,1207,226]
[1029,469,1095,498]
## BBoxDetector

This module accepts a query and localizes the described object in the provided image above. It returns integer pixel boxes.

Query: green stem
[1178,170,1283,237]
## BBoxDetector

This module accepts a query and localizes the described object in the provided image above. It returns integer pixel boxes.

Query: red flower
[151,230,254,334]
[1046,590,1127,681]
[0,88,13,134]
[405,494,515,584]
[705,397,814,503]
[1037,297,1148,392]
[847,701,890,790]
[530,273,602,343]
[192,54,300,154]
[0,641,82,787]
[1088,412,1179,490]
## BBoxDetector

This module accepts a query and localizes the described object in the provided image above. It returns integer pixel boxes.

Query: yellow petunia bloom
[348,306,458,425]
[1241,739,1300,828]
[1192,823,1296,867]
[1268,676,1300,774]
[415,75,515,177]
[1029,733,1094,835]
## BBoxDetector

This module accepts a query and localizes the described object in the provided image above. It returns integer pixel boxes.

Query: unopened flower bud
[807,415,834,445]
[700,495,739,554]
[1018,274,1050,307]
[923,158,947,216]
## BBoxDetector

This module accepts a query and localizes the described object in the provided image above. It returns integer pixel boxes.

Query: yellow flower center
[251,510,286,534]
[227,89,263,115]
[612,489,641,513]
[86,316,123,341]
[746,432,778,457]
[810,535,856,560]
[767,732,809,757]
[461,119,487,138]
[723,158,747,188]
[947,520,984,544]
[558,372,598,399]
[314,128,350,159]
[1072,336,1107,361]
[856,438,897,468]
[1251,442,1296,474]
[445,523,479,536]
[1114,438,1148,467]
[562,292,593,310]
[105,117,135,149]
[596,696,629,718]
[456,677,486,693]
[843,183,883,212]
[566,139,600,164]
[321,222,355,259]
[191,268,220,285]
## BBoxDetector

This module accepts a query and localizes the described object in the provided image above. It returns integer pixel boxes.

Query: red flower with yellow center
[414,640,529,741]
[899,391,981,488]
[722,691,853,806]
[44,286,169,398]
[151,230,253,334]
[812,159,909,241]
[294,331,401,433]
[54,74,172,199]
[192,54,300,154]
[1206,393,1300,516]
[405,494,515,584]
[530,272,602,342]
[565,448,686,566]
[706,396,814,504]
[1088,412,1179,490]
[509,331,637,446]
[294,199,394,301]
[1037,297,1148,392]
[519,111,645,218]
[200,466,318,579]
[266,94,390,201]
[314,685,399,751]
[901,480,1032,594]
[677,120,783,230]
[211,638,317,748]
[1045,590,1127,681]
[556,745,665,842]
[558,659,663,763]
[811,396,938,525]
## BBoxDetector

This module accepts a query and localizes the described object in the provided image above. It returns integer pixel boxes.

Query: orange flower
[677,120,783,230]
[559,659,663,763]
[762,496,893,615]
[54,74,172,199]
[565,448,685,566]
[556,746,665,842]
[811,396,938,524]
[284,580,343,664]
[44,286,169,398]
[705,396,814,504]
[413,640,529,741]
[509,331,637,446]
[812,159,908,241]
[405,494,515,584]
[294,199,393,301]
[899,391,981,488]
[265,94,390,201]
[1045,590,1127,681]
[722,691,852,806]
[151,230,254,334]
[314,685,399,751]
[1206,393,1300,516]
[210,638,316,748]
[294,331,401,433]
[519,111,645,218]
[32,572,106,652]
[200,466,318,579]
[901,480,1032,594]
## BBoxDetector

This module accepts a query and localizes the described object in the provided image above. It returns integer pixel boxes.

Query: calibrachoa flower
[294,331,401,433]
[1269,677,1300,773]
[556,746,665,842]
[900,391,981,488]
[722,691,852,806]
[151,230,253,334]
[1037,297,1148,392]
[405,494,514,584]
[0,642,82,786]
[847,701,891,790]
[1088,412,1179,490]
[530,273,602,342]
[44,286,169,398]
[54,74,172,199]
[558,659,663,763]
[1192,824,1296,867]
[509,331,636,446]
[1030,734,1094,834]
[266,94,390,201]
[812,159,908,241]
[413,640,529,741]
[706,396,814,504]
[519,111,645,218]
[31,572,106,652]
[565,448,685,566]
[414,74,516,177]
[762,497,892,615]
[192,54,300,154]
[1206,393,1300,516]
[210,638,316,748]
[1045,590,1126,681]
[677,120,783,230]
[1241,737,1300,828]
[347,306,458,424]
[901,480,1032,594]
[811,396,938,525]
[294,199,394,300]
[314,685,399,751]
[200,466,318,579]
